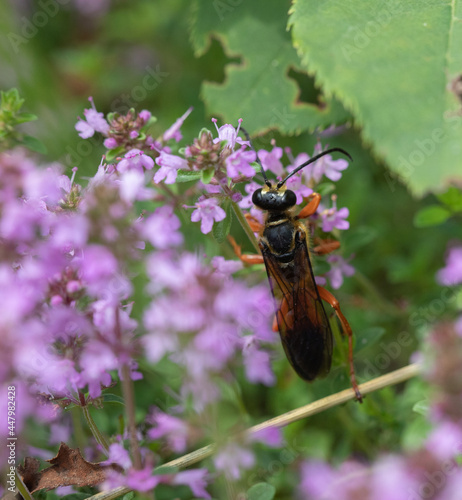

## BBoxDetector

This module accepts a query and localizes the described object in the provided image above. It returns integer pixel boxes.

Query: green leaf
[105,146,125,163]
[1,88,24,111]
[175,169,202,183]
[413,205,451,227]
[436,186,462,212]
[316,182,336,197]
[402,415,432,451]
[201,166,216,184]
[213,199,233,243]
[247,483,276,500]
[102,393,125,405]
[153,465,179,475]
[412,399,430,416]
[355,326,386,353]
[59,494,91,500]
[121,493,135,500]
[22,134,47,154]
[15,112,38,124]
[289,1,462,195]
[191,0,349,134]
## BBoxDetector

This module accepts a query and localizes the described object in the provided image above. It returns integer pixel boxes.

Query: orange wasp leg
[273,297,294,333]
[228,235,264,265]
[296,192,322,220]
[313,239,341,255]
[228,233,284,332]
[316,285,363,403]
[244,213,263,233]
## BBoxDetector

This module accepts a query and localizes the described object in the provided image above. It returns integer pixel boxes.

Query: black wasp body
[252,183,332,381]
[232,140,362,400]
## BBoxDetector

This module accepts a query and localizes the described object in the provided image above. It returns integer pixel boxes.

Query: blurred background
[2,1,461,496]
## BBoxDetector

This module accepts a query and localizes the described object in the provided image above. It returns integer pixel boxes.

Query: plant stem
[85,363,421,500]
[70,405,86,450]
[231,201,260,253]
[121,363,142,470]
[81,405,109,456]
[16,471,34,500]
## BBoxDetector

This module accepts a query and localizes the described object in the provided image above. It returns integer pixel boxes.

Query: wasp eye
[283,190,296,207]
[252,188,263,207]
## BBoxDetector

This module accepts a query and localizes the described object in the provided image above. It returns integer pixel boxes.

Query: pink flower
[286,150,310,176]
[139,110,151,123]
[425,421,462,460]
[437,245,462,286]
[238,181,262,209]
[142,206,183,249]
[299,460,335,498]
[310,142,349,182]
[225,148,256,180]
[189,198,226,234]
[258,146,284,176]
[320,204,350,232]
[212,117,247,149]
[214,442,255,479]
[117,149,154,173]
[250,426,283,447]
[118,169,152,202]
[102,443,132,470]
[77,245,118,285]
[211,256,243,277]
[172,469,211,499]
[242,342,275,385]
[154,151,189,184]
[148,408,189,453]
[75,98,110,138]
[285,173,313,205]
[163,107,193,142]
[325,254,355,289]
[125,465,160,492]
[103,137,118,149]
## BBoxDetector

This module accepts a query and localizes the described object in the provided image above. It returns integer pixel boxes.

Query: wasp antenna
[277,147,353,188]
[240,127,271,186]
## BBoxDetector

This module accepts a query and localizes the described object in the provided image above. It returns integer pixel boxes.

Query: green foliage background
[2,0,462,498]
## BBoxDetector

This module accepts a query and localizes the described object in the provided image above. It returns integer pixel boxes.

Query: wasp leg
[316,285,363,403]
[228,235,264,265]
[296,192,322,220]
[274,296,293,332]
[312,238,341,255]
[244,213,263,233]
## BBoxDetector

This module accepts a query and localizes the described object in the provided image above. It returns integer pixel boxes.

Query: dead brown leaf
[17,442,122,493]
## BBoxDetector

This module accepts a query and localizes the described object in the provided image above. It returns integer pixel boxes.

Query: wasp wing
[261,232,333,381]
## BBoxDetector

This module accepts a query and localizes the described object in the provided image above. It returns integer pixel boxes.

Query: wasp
[231,139,363,402]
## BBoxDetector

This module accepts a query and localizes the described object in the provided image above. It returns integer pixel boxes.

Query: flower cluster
[1,95,362,498]
[143,249,276,411]
[0,149,144,419]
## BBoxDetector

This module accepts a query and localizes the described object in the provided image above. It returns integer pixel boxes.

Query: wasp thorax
[252,186,297,211]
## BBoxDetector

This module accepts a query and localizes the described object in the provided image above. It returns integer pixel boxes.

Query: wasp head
[252,183,297,211]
